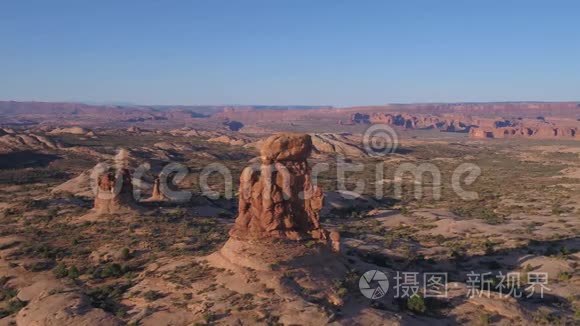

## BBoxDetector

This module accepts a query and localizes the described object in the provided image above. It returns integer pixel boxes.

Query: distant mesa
[350,112,370,124]
[350,112,474,132]
[126,126,142,133]
[347,109,579,140]
[469,120,578,140]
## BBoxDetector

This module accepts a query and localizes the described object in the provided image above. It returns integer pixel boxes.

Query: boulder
[259,133,313,163]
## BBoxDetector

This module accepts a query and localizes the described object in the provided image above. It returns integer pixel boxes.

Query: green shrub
[68,265,80,279]
[406,294,426,314]
[143,290,164,302]
[53,263,68,278]
[0,298,27,318]
[120,248,131,261]
[478,313,491,326]
[558,271,572,282]
[86,283,131,314]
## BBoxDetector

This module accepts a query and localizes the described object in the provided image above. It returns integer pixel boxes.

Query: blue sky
[1,1,579,106]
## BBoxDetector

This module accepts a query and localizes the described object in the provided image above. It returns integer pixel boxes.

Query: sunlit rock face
[229,133,338,245]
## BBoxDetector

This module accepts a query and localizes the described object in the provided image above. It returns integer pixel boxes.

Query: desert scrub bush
[406,294,426,314]
[143,290,164,302]
[445,240,467,260]
[0,283,17,302]
[53,263,68,278]
[304,240,317,248]
[532,308,565,325]
[552,203,573,216]
[0,298,27,318]
[556,246,575,259]
[92,263,132,279]
[68,265,80,279]
[477,313,491,326]
[332,270,359,299]
[120,247,131,261]
[21,242,69,259]
[328,207,363,219]
[451,205,505,225]
[202,311,216,324]
[483,239,496,255]
[86,282,131,315]
[557,271,572,282]
[400,206,412,216]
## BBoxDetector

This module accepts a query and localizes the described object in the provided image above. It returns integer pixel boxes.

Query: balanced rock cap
[260,133,313,163]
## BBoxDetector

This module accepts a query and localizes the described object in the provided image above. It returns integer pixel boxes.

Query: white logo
[363,124,399,156]
[359,270,390,299]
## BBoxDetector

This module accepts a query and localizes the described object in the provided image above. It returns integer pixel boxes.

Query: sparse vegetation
[143,290,164,302]
[0,119,578,324]
[406,294,426,314]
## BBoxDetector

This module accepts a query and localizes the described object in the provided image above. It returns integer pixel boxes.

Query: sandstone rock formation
[126,126,142,133]
[148,177,167,201]
[93,149,136,214]
[469,122,578,140]
[0,131,60,153]
[51,169,94,198]
[310,133,366,157]
[48,126,89,135]
[247,133,366,158]
[351,112,474,132]
[93,168,135,214]
[229,133,338,244]
[207,134,250,146]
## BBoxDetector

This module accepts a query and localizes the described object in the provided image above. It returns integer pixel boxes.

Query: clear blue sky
[1,1,579,106]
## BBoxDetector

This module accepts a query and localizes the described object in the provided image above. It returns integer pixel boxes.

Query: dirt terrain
[0,102,579,325]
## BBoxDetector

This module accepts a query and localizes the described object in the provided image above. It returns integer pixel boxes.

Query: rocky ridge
[0,129,60,153]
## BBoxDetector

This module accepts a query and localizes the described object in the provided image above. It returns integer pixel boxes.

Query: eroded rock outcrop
[352,112,474,132]
[48,126,89,135]
[148,177,167,201]
[93,169,135,214]
[207,134,250,146]
[310,133,366,157]
[229,133,338,245]
[93,149,136,214]
[247,133,366,158]
[0,131,60,153]
[469,122,578,140]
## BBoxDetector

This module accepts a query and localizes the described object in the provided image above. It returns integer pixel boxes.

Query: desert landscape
[2,1,580,325]
[0,101,578,325]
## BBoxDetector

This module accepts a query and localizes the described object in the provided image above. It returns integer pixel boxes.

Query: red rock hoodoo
[148,177,166,201]
[94,168,135,214]
[229,133,338,245]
